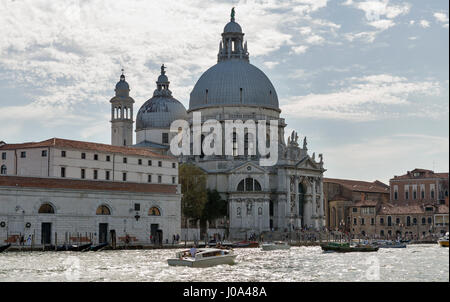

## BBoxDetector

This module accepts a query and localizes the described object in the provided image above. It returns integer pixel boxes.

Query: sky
[0,0,448,184]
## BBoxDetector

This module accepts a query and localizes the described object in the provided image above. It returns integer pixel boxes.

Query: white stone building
[0,138,181,246]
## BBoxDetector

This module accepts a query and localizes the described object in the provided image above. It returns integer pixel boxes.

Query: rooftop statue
[231,7,235,22]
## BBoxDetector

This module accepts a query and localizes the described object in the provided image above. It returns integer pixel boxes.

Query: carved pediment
[228,161,267,174]
[296,156,320,170]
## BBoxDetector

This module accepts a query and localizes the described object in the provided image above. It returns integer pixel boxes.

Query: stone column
[294,176,300,228]
[319,178,325,228]
[286,175,291,222]
[312,178,317,229]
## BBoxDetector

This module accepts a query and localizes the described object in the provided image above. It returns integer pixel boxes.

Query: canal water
[0,244,448,282]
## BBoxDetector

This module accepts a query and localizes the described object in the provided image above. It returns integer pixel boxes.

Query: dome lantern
[219,8,248,63]
[115,69,130,97]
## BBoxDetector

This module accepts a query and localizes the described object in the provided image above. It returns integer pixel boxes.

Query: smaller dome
[136,97,187,129]
[136,64,187,130]
[158,74,169,83]
[115,74,130,97]
[224,21,242,33]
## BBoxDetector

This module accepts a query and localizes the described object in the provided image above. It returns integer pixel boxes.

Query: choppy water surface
[0,245,448,282]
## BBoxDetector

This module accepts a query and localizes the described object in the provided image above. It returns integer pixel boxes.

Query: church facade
[122,11,326,238]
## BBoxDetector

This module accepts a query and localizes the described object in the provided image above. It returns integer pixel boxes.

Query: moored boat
[167,248,237,268]
[438,232,449,247]
[373,240,407,248]
[261,241,290,251]
[0,243,11,253]
[232,240,259,248]
[321,242,378,253]
[89,242,109,251]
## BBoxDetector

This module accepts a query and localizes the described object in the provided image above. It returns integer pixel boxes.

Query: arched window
[149,207,161,216]
[406,216,411,226]
[422,217,426,224]
[96,205,111,215]
[237,207,241,217]
[387,216,392,226]
[237,178,262,192]
[0,165,6,175]
[38,203,55,214]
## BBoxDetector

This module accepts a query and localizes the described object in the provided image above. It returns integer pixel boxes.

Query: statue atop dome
[231,7,235,22]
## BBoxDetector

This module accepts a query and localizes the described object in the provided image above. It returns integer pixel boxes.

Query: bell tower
[110,70,134,146]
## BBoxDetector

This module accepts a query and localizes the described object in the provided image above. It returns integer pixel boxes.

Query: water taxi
[438,232,449,247]
[261,241,291,251]
[167,248,237,268]
[232,240,259,248]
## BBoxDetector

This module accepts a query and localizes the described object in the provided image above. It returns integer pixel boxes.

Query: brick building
[324,178,390,232]
[348,169,449,239]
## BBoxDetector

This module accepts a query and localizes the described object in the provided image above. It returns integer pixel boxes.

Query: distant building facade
[345,169,449,239]
[390,168,448,205]
[324,178,390,232]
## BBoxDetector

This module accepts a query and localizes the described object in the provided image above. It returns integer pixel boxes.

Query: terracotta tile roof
[328,195,350,201]
[391,168,449,180]
[354,200,379,207]
[0,175,178,194]
[324,178,390,193]
[0,138,174,160]
[378,201,449,215]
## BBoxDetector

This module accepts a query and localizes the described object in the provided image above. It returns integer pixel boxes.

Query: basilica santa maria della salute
[0,10,326,245]
[114,10,326,238]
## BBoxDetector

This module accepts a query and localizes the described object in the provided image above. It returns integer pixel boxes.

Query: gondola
[86,242,109,252]
[68,243,92,251]
[0,243,11,253]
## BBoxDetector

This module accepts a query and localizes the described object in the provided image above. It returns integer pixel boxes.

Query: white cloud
[263,61,279,69]
[305,34,325,44]
[343,0,410,42]
[280,74,442,121]
[368,19,395,30]
[290,45,309,54]
[419,20,430,28]
[433,12,449,28]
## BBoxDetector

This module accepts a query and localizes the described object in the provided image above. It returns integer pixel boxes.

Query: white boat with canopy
[167,248,237,267]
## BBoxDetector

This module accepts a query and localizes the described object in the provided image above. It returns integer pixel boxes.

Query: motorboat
[232,240,259,248]
[261,241,291,251]
[167,248,237,268]
[438,232,449,247]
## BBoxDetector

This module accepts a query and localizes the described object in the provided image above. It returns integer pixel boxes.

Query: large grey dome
[136,96,187,129]
[189,60,279,112]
